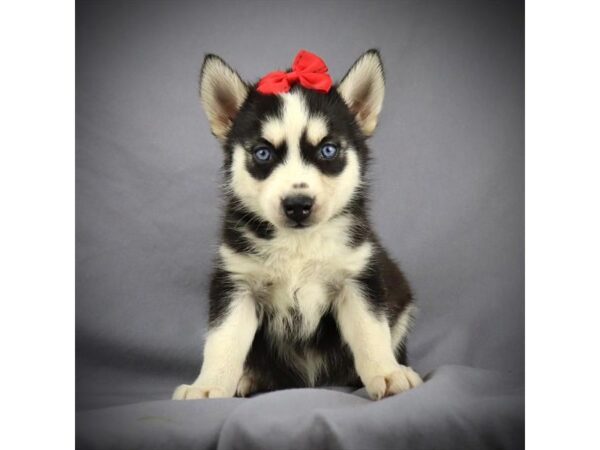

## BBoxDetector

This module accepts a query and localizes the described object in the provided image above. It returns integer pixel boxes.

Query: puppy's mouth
[285,221,312,229]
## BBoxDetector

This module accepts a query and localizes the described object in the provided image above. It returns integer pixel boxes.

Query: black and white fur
[173,50,422,401]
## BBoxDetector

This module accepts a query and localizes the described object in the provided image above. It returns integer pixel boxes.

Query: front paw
[365,365,423,400]
[172,384,229,400]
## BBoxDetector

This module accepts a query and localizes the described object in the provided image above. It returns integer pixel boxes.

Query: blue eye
[253,147,272,162]
[320,143,338,160]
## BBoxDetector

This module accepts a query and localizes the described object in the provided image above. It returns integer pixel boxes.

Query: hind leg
[391,303,417,364]
[236,370,261,397]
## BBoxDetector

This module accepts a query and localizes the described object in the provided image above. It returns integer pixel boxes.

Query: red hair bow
[257,50,333,95]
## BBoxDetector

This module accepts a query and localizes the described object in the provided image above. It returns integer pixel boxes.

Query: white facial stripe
[265,93,311,192]
[280,93,309,154]
[262,95,328,149]
[306,116,328,146]
[261,92,311,167]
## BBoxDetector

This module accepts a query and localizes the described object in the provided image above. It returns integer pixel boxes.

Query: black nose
[282,195,314,223]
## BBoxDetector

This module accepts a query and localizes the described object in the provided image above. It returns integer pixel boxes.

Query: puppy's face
[200,50,385,230]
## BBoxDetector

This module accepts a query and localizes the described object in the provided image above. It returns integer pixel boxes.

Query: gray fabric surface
[76,0,524,448]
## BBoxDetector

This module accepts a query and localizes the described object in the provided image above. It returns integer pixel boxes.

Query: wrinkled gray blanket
[76,1,524,448]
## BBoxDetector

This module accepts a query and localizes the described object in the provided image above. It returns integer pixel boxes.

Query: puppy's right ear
[200,54,249,141]
[337,50,385,137]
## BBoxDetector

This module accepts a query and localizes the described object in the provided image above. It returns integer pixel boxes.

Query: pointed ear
[337,50,385,136]
[200,54,249,141]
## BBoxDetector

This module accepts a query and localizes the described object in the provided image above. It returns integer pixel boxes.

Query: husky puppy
[173,50,422,401]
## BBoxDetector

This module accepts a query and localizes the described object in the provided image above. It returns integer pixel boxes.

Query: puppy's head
[200,50,384,230]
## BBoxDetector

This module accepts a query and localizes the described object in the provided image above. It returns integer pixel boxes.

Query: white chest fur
[219,216,372,339]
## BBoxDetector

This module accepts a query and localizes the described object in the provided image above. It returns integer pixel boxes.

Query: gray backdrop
[76,0,524,448]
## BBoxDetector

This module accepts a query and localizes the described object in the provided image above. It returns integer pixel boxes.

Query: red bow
[257,50,333,95]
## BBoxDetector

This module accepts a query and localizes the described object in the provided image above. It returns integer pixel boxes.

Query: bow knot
[285,71,299,82]
[257,50,333,95]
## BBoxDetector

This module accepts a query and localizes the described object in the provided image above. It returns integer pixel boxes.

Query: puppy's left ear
[200,54,249,142]
[337,50,385,137]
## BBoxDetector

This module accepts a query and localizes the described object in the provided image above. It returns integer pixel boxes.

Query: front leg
[173,288,258,400]
[335,280,422,400]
